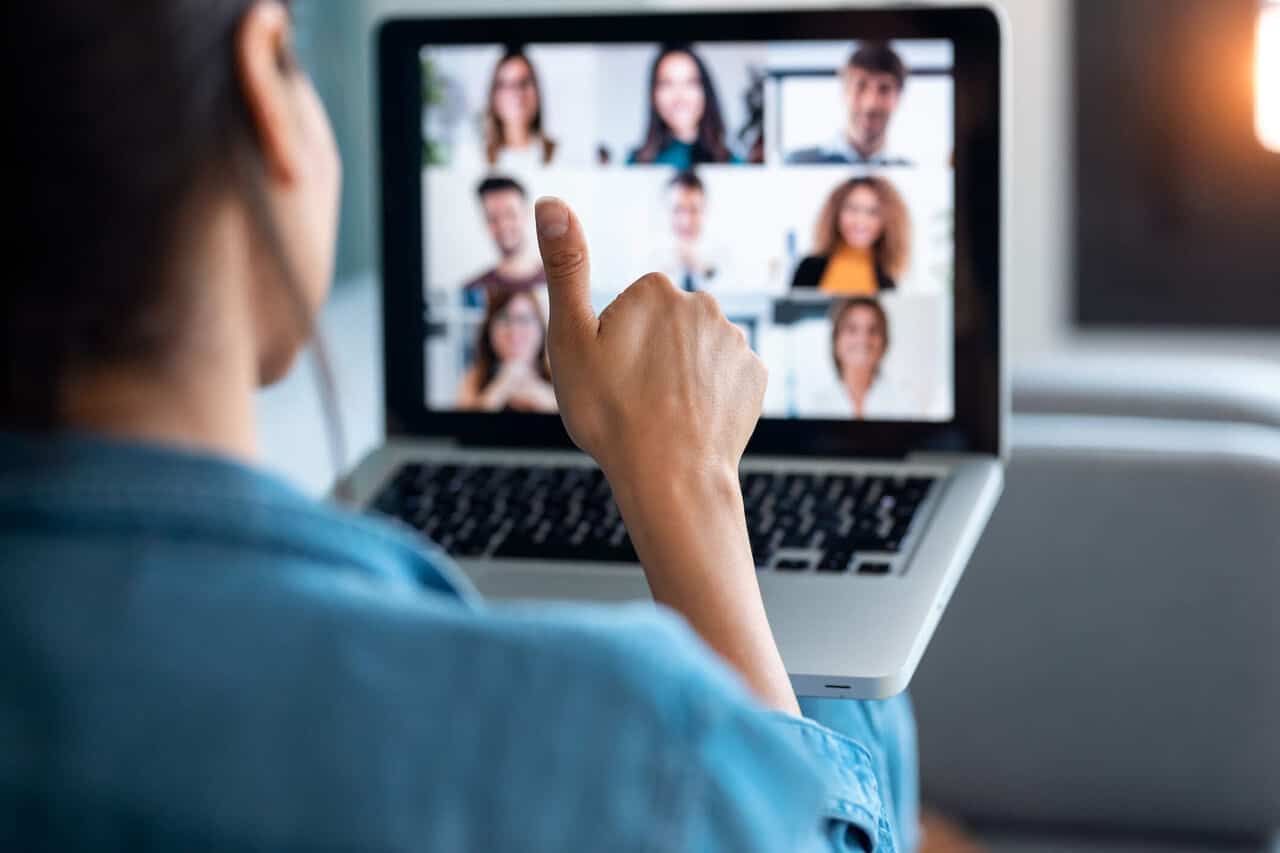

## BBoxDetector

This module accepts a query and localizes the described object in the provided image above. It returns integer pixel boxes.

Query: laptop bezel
[377,6,1003,460]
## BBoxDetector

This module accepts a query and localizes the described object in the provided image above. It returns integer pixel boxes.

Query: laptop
[348,5,1008,699]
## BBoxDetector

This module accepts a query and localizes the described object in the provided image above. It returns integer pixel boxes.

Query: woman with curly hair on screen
[791,175,912,295]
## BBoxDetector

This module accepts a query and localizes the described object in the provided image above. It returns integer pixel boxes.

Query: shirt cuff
[761,711,893,852]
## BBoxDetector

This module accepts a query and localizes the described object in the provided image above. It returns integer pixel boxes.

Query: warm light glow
[1259,1,1280,152]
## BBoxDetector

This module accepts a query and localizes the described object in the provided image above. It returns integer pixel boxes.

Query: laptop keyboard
[370,463,935,574]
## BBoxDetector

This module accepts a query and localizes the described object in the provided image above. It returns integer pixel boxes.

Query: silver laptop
[348,5,1008,699]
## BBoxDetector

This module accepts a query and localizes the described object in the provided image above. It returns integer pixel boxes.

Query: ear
[235,1,301,184]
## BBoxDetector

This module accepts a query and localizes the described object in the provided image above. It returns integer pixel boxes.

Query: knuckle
[596,299,619,326]
[640,272,677,297]
[752,352,769,380]
[751,355,769,394]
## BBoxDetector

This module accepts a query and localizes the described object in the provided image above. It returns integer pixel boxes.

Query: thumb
[535,197,598,348]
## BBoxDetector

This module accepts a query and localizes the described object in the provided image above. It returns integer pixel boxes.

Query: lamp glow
[1260,0,1280,152]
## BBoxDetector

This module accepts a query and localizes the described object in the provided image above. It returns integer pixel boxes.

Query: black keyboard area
[370,463,935,574]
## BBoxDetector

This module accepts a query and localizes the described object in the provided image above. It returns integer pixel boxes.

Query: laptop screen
[417,38,956,425]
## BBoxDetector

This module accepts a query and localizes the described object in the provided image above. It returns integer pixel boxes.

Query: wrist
[602,455,798,715]
[604,450,741,512]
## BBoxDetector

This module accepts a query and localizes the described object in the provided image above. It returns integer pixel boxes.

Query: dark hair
[483,48,557,166]
[634,45,732,164]
[4,0,310,430]
[847,42,908,90]
[830,297,891,377]
[667,170,705,194]
[476,175,528,201]
[472,290,551,388]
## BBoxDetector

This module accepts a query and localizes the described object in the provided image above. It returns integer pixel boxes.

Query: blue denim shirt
[0,432,918,852]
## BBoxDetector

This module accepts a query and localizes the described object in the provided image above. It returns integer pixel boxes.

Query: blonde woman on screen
[802,297,919,420]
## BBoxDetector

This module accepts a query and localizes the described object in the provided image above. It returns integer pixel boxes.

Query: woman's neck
[502,122,533,149]
[669,124,698,146]
[837,242,873,258]
[842,366,876,410]
[63,359,258,463]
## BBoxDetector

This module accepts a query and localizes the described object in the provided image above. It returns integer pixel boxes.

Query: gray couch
[911,353,1280,853]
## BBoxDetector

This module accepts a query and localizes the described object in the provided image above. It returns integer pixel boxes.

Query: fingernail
[535,197,569,239]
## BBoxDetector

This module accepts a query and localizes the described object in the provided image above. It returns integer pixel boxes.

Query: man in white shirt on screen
[649,170,734,293]
[786,42,913,167]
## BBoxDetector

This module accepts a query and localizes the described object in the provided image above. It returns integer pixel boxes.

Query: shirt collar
[828,130,911,166]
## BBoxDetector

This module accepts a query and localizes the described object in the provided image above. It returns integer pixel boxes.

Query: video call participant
[791,175,911,295]
[481,47,558,169]
[649,171,728,292]
[804,298,917,420]
[456,290,557,413]
[786,42,912,167]
[627,44,741,167]
[462,176,546,308]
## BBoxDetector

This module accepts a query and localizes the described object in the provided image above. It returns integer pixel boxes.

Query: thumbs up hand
[534,197,767,486]
[534,197,796,715]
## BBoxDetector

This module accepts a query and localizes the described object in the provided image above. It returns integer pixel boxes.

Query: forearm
[609,460,800,716]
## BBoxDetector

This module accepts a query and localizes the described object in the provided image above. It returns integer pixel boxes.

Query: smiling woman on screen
[791,175,912,295]
[801,297,921,421]
[627,44,741,167]
[480,47,558,169]
[457,290,557,413]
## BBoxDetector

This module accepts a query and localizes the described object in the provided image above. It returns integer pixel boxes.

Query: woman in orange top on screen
[790,175,911,294]
[456,291,557,413]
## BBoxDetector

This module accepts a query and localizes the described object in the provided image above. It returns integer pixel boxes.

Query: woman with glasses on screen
[627,44,741,167]
[2,3,918,851]
[456,290,557,413]
[791,175,911,294]
[476,47,558,169]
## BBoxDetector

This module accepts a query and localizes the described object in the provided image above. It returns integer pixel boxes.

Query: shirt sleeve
[521,603,908,853]
[800,695,920,853]
[682,701,900,853]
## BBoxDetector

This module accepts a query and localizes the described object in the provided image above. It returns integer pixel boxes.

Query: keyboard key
[817,550,853,573]
[493,533,638,564]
